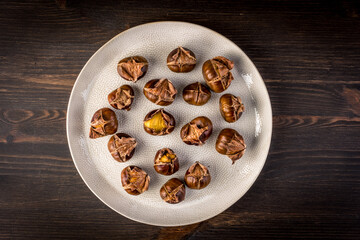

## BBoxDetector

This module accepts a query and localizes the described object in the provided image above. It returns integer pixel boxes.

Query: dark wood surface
[1,0,359,239]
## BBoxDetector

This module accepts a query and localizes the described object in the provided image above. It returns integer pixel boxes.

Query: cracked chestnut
[108,85,134,111]
[117,56,148,82]
[180,116,213,146]
[219,94,245,123]
[160,178,186,204]
[89,108,118,139]
[143,109,175,136]
[182,82,211,106]
[121,166,150,195]
[167,46,196,73]
[202,56,234,93]
[143,78,177,106]
[216,128,246,164]
[154,148,179,175]
[108,133,137,162]
[184,162,211,189]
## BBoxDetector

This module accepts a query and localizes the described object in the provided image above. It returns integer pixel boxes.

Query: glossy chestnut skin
[117,56,148,82]
[154,148,179,175]
[184,161,211,189]
[143,78,177,106]
[89,108,118,139]
[108,133,137,162]
[219,94,245,123]
[121,166,150,195]
[160,178,186,204]
[143,109,175,136]
[180,116,213,146]
[216,128,246,164]
[108,85,134,111]
[182,82,211,106]
[167,46,196,73]
[202,56,234,93]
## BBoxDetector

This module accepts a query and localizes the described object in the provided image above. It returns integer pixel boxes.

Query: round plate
[67,21,272,226]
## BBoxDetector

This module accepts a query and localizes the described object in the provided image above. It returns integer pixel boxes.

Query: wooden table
[1,0,359,239]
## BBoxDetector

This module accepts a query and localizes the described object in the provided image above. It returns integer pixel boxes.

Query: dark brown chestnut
[167,46,196,73]
[143,109,175,136]
[182,82,211,106]
[89,108,118,139]
[180,116,213,146]
[121,166,150,195]
[143,78,177,106]
[108,133,137,162]
[216,128,246,164]
[108,85,134,111]
[154,148,179,175]
[202,56,234,93]
[184,162,211,189]
[117,56,148,82]
[160,178,185,204]
[219,94,245,123]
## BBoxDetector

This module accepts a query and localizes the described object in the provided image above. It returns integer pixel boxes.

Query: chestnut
[216,128,246,164]
[167,46,196,73]
[154,148,179,175]
[219,94,245,123]
[108,85,134,111]
[160,178,186,204]
[184,162,211,189]
[89,108,118,139]
[108,133,137,162]
[180,116,213,146]
[143,109,175,136]
[182,82,211,106]
[117,56,148,82]
[143,78,177,106]
[202,56,234,93]
[121,165,150,195]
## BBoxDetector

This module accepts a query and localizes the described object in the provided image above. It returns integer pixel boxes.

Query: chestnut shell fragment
[219,94,245,123]
[202,56,234,93]
[143,108,175,136]
[89,108,118,139]
[143,78,177,106]
[108,85,134,111]
[184,161,211,190]
[167,46,196,73]
[108,133,137,162]
[154,148,179,175]
[121,165,150,195]
[180,116,213,146]
[117,56,148,82]
[182,82,211,106]
[215,128,246,164]
[160,178,186,204]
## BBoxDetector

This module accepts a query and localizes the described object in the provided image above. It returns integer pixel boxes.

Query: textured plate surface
[66,21,272,226]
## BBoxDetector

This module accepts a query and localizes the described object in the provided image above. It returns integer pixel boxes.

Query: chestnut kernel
[117,56,148,82]
[160,178,186,204]
[108,133,137,162]
[143,109,175,136]
[121,166,150,195]
[219,94,245,123]
[89,108,118,139]
[154,148,179,175]
[216,128,246,164]
[184,162,211,189]
[182,82,211,106]
[143,78,177,106]
[180,116,213,146]
[167,46,196,73]
[108,85,134,111]
[202,56,234,93]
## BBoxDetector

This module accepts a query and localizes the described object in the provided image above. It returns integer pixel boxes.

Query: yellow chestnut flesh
[144,111,167,131]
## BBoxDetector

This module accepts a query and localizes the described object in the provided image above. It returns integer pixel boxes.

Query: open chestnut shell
[215,128,246,164]
[108,133,137,162]
[143,78,177,106]
[202,56,234,93]
[182,82,211,106]
[154,148,179,175]
[143,109,175,136]
[108,85,134,111]
[117,56,148,82]
[184,161,211,189]
[219,94,245,123]
[89,108,118,139]
[167,46,196,73]
[180,116,213,145]
[121,166,150,195]
[160,178,186,204]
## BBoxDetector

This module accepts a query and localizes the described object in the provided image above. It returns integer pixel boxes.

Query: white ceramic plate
[66,21,272,226]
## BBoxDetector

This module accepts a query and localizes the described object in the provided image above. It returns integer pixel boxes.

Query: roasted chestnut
[108,85,134,111]
[202,56,234,93]
[184,162,211,189]
[167,46,196,73]
[180,116,213,146]
[182,82,211,106]
[143,78,177,106]
[108,133,137,162]
[121,166,150,195]
[219,94,244,123]
[160,178,186,204]
[117,56,148,82]
[216,128,246,164]
[154,148,179,175]
[143,109,175,136]
[89,108,118,139]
